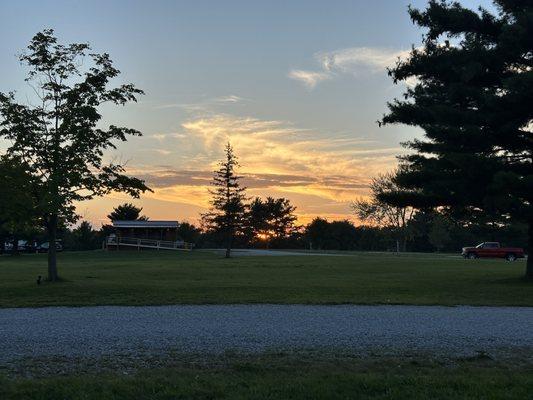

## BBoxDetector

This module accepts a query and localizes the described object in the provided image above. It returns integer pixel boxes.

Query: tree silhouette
[107,203,148,221]
[352,171,414,251]
[0,156,39,254]
[0,30,150,281]
[247,197,298,247]
[381,1,533,278]
[202,143,246,258]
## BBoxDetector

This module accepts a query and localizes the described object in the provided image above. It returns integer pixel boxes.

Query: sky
[0,0,493,227]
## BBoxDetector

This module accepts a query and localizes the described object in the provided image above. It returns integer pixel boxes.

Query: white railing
[106,236,193,251]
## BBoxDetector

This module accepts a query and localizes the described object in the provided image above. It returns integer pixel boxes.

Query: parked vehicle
[462,242,525,261]
[37,241,63,253]
[3,240,36,253]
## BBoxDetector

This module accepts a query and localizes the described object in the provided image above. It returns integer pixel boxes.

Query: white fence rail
[106,236,193,251]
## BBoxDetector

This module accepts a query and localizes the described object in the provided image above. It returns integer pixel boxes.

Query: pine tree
[381,0,533,279]
[202,143,247,258]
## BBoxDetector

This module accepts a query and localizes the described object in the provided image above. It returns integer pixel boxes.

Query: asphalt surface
[1,305,532,364]
[205,249,343,256]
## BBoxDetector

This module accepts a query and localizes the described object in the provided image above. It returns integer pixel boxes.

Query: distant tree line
[0,199,527,253]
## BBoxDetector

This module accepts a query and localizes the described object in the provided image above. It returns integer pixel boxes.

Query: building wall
[115,227,178,241]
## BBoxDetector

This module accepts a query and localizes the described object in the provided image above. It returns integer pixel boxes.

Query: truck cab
[462,242,525,261]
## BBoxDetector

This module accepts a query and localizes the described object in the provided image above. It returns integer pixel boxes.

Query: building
[111,220,179,241]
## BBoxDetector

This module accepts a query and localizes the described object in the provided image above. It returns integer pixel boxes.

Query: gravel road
[1,305,532,364]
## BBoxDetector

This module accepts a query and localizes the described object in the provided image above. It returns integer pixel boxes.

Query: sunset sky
[0,0,492,227]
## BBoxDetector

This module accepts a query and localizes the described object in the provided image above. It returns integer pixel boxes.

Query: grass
[2,356,532,400]
[0,249,531,307]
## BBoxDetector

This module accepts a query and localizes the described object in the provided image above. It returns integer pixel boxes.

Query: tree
[0,156,39,254]
[352,171,415,251]
[380,1,533,278]
[64,221,101,251]
[201,143,246,258]
[247,197,298,247]
[177,222,201,244]
[326,220,359,250]
[305,218,330,250]
[0,30,150,281]
[304,218,359,250]
[107,203,148,221]
[428,214,453,252]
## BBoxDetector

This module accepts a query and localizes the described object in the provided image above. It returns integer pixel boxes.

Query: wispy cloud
[289,47,411,89]
[150,132,188,141]
[319,47,410,74]
[287,70,331,89]
[213,95,244,103]
[155,94,246,111]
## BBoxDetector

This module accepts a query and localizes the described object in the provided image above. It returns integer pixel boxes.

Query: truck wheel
[505,253,516,262]
[467,252,477,260]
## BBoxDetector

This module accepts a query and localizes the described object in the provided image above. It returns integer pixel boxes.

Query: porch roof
[112,220,179,229]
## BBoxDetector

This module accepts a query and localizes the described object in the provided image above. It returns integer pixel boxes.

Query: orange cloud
[80,113,402,226]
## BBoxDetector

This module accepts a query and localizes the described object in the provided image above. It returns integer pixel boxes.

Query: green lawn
[0,250,531,307]
[2,357,532,400]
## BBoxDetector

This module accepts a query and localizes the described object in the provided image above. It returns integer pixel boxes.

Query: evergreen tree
[381,1,533,278]
[202,143,246,258]
[428,214,453,252]
[0,30,150,280]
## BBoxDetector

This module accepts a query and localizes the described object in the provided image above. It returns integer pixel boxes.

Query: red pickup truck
[462,242,525,261]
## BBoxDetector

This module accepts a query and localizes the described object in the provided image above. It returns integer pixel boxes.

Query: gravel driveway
[1,305,532,364]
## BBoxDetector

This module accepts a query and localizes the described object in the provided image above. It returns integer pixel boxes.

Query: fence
[105,236,193,251]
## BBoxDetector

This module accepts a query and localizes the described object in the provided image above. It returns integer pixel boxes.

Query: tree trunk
[526,220,533,281]
[225,227,232,258]
[47,214,59,282]
[11,235,19,256]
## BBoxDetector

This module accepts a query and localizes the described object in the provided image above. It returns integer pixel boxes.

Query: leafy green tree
[107,203,148,221]
[381,1,533,278]
[0,156,39,254]
[0,30,150,281]
[352,171,415,251]
[202,143,247,258]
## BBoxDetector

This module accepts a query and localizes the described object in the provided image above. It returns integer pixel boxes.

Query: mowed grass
[0,250,531,307]
[2,359,532,400]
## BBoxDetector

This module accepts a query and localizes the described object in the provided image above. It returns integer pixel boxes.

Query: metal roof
[112,220,179,229]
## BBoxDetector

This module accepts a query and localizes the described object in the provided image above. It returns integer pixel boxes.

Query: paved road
[1,305,532,364]
[205,249,343,256]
